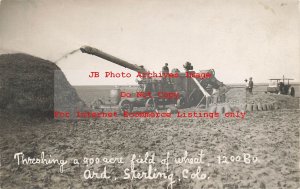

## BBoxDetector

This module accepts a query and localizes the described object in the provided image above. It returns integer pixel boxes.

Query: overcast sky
[0,0,299,85]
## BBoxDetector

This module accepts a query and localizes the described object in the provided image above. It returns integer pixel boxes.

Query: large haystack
[0,53,85,118]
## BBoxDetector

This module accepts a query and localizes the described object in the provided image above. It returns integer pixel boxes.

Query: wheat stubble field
[1,85,299,189]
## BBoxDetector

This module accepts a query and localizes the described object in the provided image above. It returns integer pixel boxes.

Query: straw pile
[0,53,85,118]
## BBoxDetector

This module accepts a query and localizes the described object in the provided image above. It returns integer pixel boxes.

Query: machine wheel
[145,98,157,111]
[289,87,295,97]
[119,99,133,114]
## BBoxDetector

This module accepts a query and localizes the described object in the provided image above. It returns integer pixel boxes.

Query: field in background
[229,83,300,98]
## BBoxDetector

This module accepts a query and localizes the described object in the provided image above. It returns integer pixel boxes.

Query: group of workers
[162,63,169,73]
[162,62,194,73]
[211,83,227,104]
[160,64,256,106]
[162,63,228,104]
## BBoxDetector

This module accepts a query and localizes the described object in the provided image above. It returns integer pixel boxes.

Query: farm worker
[183,61,193,71]
[219,83,226,103]
[248,77,254,94]
[143,82,152,92]
[162,63,169,73]
[162,63,170,84]
[244,79,249,93]
[212,87,220,104]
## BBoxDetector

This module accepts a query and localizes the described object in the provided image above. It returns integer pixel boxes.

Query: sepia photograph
[0,0,299,188]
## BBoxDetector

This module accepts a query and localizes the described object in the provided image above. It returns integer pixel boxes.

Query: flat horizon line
[72,82,300,87]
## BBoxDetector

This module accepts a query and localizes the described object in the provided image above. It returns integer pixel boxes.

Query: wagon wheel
[145,98,157,111]
[289,87,295,97]
[119,99,133,114]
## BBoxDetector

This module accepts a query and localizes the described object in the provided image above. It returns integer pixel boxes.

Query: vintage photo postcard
[0,0,299,188]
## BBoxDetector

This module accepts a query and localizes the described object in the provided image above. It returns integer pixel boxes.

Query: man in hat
[183,61,193,71]
[162,63,169,74]
[219,82,227,103]
[245,79,249,93]
[248,77,254,94]
[211,86,220,104]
